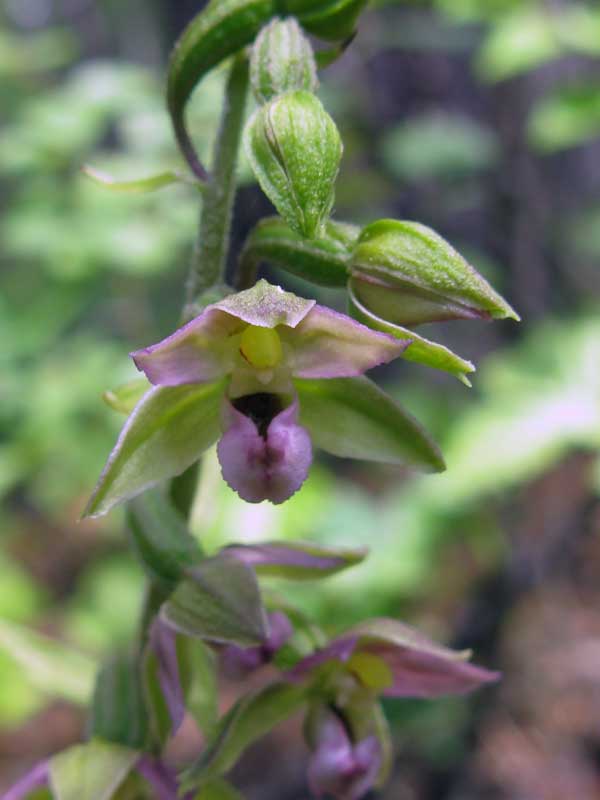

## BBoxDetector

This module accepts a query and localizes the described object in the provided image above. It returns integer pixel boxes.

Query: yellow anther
[348,652,393,691]
[240,325,283,369]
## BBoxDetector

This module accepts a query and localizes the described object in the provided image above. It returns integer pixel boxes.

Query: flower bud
[349,219,520,326]
[244,90,343,238]
[250,17,318,105]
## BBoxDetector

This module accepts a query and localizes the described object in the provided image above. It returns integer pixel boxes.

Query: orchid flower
[85,280,444,516]
[288,618,500,800]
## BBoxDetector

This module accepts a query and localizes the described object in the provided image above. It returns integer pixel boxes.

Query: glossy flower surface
[86,281,444,516]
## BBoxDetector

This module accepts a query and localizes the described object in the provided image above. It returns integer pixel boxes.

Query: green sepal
[244,91,342,238]
[350,219,519,324]
[82,165,198,193]
[180,682,307,792]
[90,655,149,750]
[103,378,150,415]
[250,17,318,105]
[84,379,226,518]
[295,375,445,472]
[288,0,369,41]
[348,284,475,385]
[240,216,356,287]
[167,0,274,178]
[161,553,268,647]
[179,637,219,740]
[195,779,245,800]
[126,490,202,590]
[49,740,139,800]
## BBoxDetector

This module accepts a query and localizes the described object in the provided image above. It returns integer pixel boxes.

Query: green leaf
[167,0,274,177]
[289,0,369,41]
[82,165,196,193]
[528,83,600,153]
[90,655,149,749]
[161,554,268,647]
[103,379,150,415]
[0,619,96,705]
[476,7,560,83]
[84,380,226,518]
[179,637,219,739]
[127,490,202,588]
[348,285,475,385]
[244,91,342,238]
[196,778,245,800]
[241,216,355,287]
[181,682,307,791]
[350,219,519,323]
[49,740,138,800]
[295,375,445,472]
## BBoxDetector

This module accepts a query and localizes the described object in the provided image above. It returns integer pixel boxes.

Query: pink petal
[217,398,312,504]
[365,641,500,698]
[290,305,410,378]
[131,309,242,386]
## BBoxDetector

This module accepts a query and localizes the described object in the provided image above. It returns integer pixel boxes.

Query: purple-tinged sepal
[224,540,367,580]
[218,396,312,504]
[221,610,293,678]
[350,219,520,326]
[288,617,500,699]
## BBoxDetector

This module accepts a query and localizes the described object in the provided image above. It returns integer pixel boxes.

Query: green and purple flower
[86,280,444,515]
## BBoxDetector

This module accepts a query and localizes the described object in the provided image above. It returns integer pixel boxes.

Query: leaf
[348,286,475,384]
[179,637,219,739]
[127,490,202,588]
[82,165,195,193]
[224,540,367,580]
[49,740,138,800]
[181,682,307,791]
[102,379,150,415]
[528,83,600,153]
[295,376,445,472]
[0,619,96,705]
[84,380,226,518]
[167,0,274,177]
[196,778,245,800]
[90,655,149,749]
[161,553,268,647]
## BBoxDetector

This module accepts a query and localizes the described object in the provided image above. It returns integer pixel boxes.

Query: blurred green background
[2,0,600,797]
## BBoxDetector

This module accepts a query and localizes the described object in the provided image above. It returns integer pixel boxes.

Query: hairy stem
[185,54,249,313]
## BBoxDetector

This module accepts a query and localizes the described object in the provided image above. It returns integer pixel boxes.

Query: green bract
[350,219,520,325]
[250,17,318,105]
[244,91,343,238]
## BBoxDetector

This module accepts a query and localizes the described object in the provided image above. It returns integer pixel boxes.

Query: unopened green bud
[241,216,358,287]
[244,90,343,238]
[350,219,520,326]
[250,17,318,105]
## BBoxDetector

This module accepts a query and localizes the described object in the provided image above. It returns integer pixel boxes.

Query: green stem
[185,54,250,313]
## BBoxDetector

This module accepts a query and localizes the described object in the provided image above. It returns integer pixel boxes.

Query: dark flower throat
[232,393,284,439]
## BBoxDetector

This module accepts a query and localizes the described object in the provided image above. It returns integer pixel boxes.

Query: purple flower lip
[308,710,382,800]
[218,395,312,504]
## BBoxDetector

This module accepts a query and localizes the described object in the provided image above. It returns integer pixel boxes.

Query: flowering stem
[185,54,249,314]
